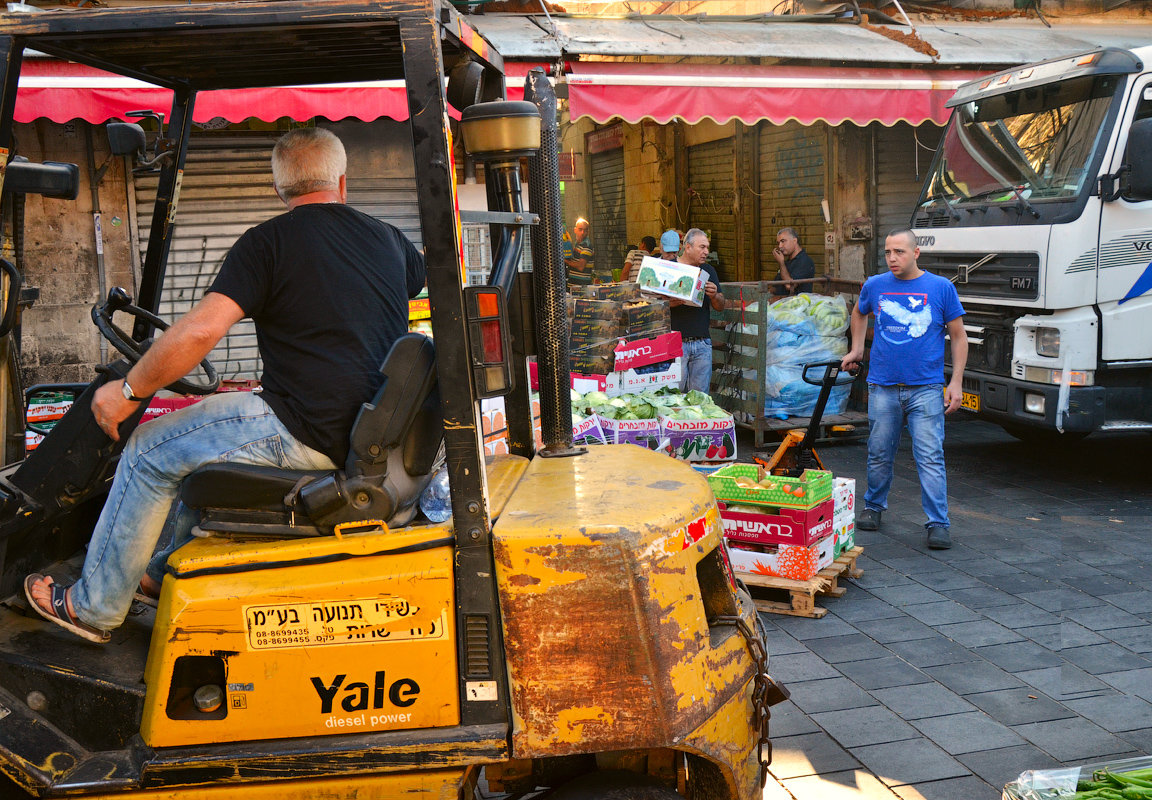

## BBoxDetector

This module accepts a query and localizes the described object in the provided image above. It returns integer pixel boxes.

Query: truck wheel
[545,771,682,800]
[1000,424,1089,445]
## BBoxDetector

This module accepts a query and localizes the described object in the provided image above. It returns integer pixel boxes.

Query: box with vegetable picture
[658,410,737,462]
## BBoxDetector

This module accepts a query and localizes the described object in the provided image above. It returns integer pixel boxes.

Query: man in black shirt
[26,128,425,643]
[670,228,725,394]
[772,227,816,296]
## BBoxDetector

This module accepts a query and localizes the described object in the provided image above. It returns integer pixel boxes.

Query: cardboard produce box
[707,464,833,510]
[571,360,682,396]
[719,498,834,548]
[480,397,606,456]
[832,476,856,557]
[659,412,737,462]
[598,416,661,449]
[636,255,707,307]
[725,535,836,581]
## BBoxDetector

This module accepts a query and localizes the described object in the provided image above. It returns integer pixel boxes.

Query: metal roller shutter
[589,147,626,275]
[759,122,826,275]
[874,121,943,270]
[134,127,420,382]
[686,137,740,282]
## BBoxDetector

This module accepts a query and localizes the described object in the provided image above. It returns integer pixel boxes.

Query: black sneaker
[926,526,952,550]
[857,508,882,530]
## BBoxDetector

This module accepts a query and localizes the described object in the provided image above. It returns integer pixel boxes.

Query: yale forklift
[0,2,783,798]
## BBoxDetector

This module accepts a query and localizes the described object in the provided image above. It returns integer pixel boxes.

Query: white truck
[912,46,1152,440]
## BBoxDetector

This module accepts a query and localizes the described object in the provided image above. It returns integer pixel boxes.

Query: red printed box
[719,497,834,547]
[725,535,836,581]
[612,331,682,371]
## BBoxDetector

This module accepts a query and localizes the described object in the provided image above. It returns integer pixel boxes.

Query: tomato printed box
[658,412,736,462]
[719,497,834,548]
[725,535,836,582]
[635,255,707,307]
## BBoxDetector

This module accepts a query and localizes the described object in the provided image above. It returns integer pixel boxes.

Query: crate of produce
[707,463,831,509]
[1003,754,1152,800]
[719,497,833,547]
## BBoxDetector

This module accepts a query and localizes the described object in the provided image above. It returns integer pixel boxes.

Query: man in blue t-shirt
[842,229,968,550]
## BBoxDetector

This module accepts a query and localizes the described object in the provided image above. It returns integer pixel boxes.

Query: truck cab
[0,2,779,797]
[912,46,1152,439]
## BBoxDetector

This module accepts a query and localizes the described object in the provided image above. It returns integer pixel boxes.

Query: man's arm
[841,304,869,371]
[91,292,246,441]
[944,316,969,414]
[706,282,725,312]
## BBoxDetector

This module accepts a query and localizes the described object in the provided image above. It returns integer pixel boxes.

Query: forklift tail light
[465,286,513,399]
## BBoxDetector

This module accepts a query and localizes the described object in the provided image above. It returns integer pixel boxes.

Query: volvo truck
[913,47,1152,440]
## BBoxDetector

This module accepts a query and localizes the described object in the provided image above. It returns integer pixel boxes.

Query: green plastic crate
[706,464,832,510]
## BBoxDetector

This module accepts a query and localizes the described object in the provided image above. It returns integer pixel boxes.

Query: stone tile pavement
[749,417,1152,799]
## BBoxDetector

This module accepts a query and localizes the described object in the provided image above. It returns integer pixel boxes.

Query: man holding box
[842,229,967,550]
[671,228,725,393]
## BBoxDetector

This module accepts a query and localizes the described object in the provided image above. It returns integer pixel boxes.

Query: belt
[683,337,709,342]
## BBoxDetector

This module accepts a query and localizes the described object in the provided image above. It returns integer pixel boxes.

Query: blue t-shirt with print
[858,270,965,386]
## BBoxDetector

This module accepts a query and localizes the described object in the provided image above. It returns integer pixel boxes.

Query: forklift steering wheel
[92,288,220,396]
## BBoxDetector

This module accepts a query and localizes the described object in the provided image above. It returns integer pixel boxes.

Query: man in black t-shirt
[670,229,725,394]
[25,128,425,643]
[772,227,816,296]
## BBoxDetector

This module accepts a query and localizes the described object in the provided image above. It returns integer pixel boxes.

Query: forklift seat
[180,333,443,536]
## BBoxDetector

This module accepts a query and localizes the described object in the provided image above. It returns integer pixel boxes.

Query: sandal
[23,574,111,644]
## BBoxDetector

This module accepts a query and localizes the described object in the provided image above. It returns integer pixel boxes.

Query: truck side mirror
[3,157,79,200]
[1126,118,1152,200]
[107,122,147,158]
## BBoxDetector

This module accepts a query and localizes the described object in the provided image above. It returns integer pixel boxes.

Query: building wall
[621,121,670,253]
[14,120,136,388]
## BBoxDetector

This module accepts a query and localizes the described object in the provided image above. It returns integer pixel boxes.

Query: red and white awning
[565,62,987,127]
[16,61,536,124]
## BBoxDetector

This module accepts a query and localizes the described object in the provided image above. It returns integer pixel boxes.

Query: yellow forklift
[0,2,784,798]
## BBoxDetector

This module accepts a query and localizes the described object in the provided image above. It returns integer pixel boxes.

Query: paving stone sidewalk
[752,417,1152,799]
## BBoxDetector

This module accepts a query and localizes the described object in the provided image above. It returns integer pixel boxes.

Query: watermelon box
[724,535,836,582]
[658,412,736,462]
[719,497,833,548]
[635,255,706,307]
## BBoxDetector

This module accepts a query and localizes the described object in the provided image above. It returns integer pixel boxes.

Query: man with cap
[658,229,680,261]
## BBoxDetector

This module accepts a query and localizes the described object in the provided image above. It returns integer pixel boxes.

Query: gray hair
[272,127,347,200]
[777,227,800,242]
[684,228,709,247]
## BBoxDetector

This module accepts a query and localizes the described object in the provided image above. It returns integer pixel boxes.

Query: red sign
[586,123,623,154]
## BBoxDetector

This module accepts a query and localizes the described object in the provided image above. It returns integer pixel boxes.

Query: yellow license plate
[961,391,980,411]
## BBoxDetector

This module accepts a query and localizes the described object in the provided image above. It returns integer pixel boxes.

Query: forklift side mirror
[1126,119,1152,201]
[107,122,148,159]
[2,158,79,200]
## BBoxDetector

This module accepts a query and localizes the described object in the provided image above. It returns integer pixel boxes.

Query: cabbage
[583,391,610,407]
[700,404,730,419]
[570,388,582,403]
[685,389,712,406]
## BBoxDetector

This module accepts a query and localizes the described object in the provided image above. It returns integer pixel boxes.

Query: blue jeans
[680,338,713,394]
[71,391,335,631]
[864,383,949,529]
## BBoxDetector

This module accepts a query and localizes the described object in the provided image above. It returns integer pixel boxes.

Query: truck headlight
[1036,327,1060,358]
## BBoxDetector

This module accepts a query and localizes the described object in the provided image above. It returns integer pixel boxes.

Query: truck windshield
[920,74,1120,209]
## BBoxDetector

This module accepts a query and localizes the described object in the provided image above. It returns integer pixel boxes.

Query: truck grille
[946,305,1030,378]
[918,252,1040,301]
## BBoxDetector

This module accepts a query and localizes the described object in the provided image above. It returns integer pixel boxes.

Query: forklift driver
[25,127,426,643]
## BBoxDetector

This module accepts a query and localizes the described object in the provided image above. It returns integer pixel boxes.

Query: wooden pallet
[738,546,864,619]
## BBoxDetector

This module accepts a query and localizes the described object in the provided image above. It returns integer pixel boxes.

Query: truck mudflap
[954,371,1105,432]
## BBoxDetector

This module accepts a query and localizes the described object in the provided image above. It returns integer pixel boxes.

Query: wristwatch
[121,379,147,403]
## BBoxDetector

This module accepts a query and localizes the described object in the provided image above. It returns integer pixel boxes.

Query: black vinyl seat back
[181,333,444,533]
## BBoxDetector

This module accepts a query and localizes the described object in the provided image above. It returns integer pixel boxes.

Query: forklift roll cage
[0,0,516,741]
[0,2,777,797]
